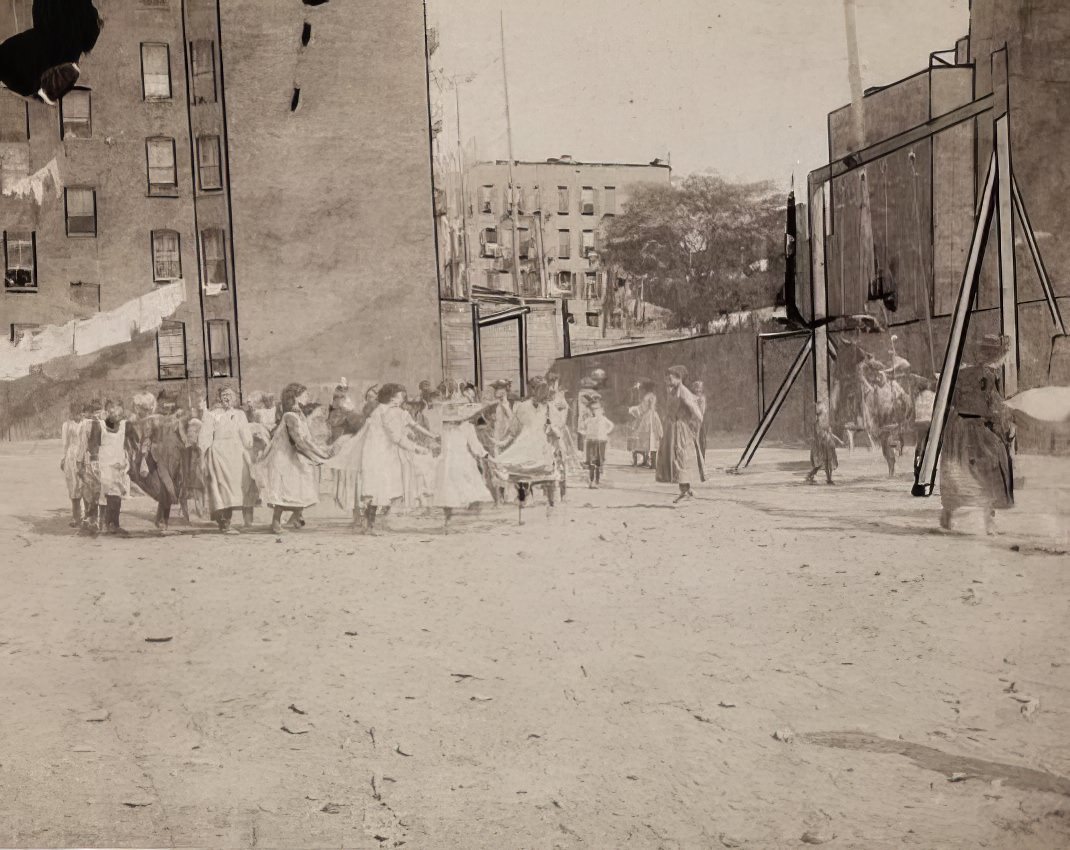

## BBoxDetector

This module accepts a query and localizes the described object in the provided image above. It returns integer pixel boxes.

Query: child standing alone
[579,394,614,489]
[805,401,843,485]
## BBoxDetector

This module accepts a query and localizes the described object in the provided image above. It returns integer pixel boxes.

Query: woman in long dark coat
[655,365,706,503]
[940,334,1015,534]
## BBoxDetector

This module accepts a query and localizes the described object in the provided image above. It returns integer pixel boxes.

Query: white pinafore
[97,420,130,504]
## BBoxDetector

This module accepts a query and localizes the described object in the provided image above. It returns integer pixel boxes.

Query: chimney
[558,154,573,163]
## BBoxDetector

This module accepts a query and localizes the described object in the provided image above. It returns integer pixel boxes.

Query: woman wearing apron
[95,399,131,536]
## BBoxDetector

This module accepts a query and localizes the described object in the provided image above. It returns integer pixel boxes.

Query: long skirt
[655,421,705,485]
[204,438,253,513]
[940,414,1013,512]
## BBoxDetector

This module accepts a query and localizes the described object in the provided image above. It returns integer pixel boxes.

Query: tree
[601,175,785,328]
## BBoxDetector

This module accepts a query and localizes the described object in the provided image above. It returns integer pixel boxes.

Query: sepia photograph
[0,0,1068,847]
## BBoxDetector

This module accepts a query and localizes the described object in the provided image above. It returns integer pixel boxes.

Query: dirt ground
[0,439,1068,850]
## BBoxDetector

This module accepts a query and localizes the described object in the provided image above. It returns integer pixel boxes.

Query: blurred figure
[628,380,662,469]
[940,335,1015,534]
[655,366,705,503]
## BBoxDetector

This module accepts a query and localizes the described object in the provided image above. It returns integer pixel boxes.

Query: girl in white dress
[254,383,330,533]
[433,401,493,531]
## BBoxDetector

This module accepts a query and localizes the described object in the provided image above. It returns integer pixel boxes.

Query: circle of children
[57,364,712,538]
[58,333,1014,538]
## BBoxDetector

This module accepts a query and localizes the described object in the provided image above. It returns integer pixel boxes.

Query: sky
[428,0,970,187]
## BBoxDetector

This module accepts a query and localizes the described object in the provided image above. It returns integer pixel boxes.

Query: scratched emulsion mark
[801,731,1070,797]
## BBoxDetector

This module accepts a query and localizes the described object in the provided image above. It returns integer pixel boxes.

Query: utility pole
[842,0,866,152]
[453,80,471,297]
[500,12,522,296]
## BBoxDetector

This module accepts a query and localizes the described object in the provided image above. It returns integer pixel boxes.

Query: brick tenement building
[438,156,671,388]
[0,0,441,435]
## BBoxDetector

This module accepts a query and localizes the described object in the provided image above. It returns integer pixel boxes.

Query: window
[479,185,494,214]
[557,229,571,259]
[151,230,181,282]
[197,135,222,191]
[0,97,28,142]
[146,137,178,195]
[585,312,600,328]
[557,186,569,215]
[200,228,227,289]
[70,281,100,311]
[65,188,97,236]
[480,226,498,258]
[189,39,216,104]
[4,230,36,289]
[556,271,575,294]
[517,227,530,260]
[141,42,172,100]
[156,321,187,380]
[515,185,525,214]
[584,271,599,299]
[603,186,617,216]
[581,186,595,215]
[0,146,29,193]
[60,88,91,139]
[10,323,39,345]
[582,230,595,258]
[207,319,232,378]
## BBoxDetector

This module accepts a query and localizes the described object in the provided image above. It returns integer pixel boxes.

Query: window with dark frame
[479,185,494,214]
[582,229,595,258]
[206,319,232,378]
[10,323,39,345]
[156,320,187,380]
[581,186,595,215]
[0,97,28,142]
[146,137,178,195]
[603,186,617,215]
[65,187,97,236]
[4,230,36,289]
[151,230,181,282]
[517,227,530,260]
[147,136,178,194]
[141,42,172,100]
[557,229,571,259]
[584,271,598,299]
[480,226,498,258]
[555,271,574,294]
[557,186,569,215]
[189,39,216,104]
[196,135,222,191]
[200,228,227,289]
[585,312,600,328]
[60,88,91,139]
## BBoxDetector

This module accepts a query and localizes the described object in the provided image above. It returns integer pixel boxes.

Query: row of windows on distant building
[477,184,617,218]
[478,226,600,261]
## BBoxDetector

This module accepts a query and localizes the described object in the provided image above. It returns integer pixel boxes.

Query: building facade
[438,156,671,387]
[0,0,442,436]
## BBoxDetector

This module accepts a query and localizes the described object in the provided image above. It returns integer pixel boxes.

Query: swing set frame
[731,45,1067,492]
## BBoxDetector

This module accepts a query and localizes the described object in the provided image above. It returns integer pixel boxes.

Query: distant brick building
[0,0,440,436]
[439,156,671,388]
